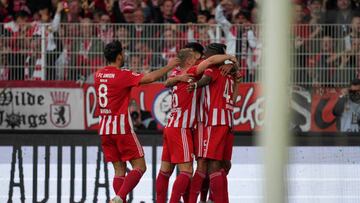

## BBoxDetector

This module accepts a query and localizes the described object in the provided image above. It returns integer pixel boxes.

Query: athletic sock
[117,168,143,201]
[189,170,206,203]
[156,170,171,203]
[113,175,125,194]
[169,171,192,203]
[221,169,229,203]
[209,171,224,203]
[200,176,210,202]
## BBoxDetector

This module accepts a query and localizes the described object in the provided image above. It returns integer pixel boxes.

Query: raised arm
[196,54,237,75]
[164,74,193,88]
[139,58,180,85]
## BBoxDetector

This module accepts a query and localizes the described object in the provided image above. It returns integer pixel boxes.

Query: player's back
[202,67,234,126]
[94,66,143,135]
[166,66,201,128]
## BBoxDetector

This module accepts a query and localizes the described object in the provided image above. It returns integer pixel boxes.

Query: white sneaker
[111,196,124,203]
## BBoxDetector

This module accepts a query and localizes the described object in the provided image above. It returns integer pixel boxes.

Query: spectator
[153,0,176,23]
[159,28,179,63]
[333,78,360,132]
[0,33,10,80]
[322,0,355,37]
[114,26,131,58]
[69,17,104,81]
[24,34,43,80]
[98,12,114,44]
[129,99,158,131]
[344,15,360,51]
[307,0,324,24]
[3,10,30,80]
[32,2,64,80]
[187,10,216,45]
[337,37,360,84]
[308,36,340,86]
[199,0,217,15]
[66,0,82,22]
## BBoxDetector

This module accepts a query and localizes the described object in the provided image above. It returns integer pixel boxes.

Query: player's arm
[164,74,194,88]
[187,75,212,92]
[232,69,243,103]
[195,54,237,75]
[139,58,180,85]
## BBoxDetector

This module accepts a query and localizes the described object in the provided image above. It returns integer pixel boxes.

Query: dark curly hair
[103,40,123,63]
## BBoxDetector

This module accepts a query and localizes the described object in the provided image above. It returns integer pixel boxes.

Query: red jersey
[201,67,234,127]
[166,66,201,128]
[94,66,143,135]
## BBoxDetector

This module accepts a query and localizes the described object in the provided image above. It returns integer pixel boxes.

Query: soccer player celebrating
[94,40,179,203]
[156,47,237,203]
[188,43,241,203]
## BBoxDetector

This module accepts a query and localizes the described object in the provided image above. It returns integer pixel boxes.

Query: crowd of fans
[0,0,359,85]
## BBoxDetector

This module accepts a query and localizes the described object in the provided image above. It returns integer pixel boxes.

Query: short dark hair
[104,40,123,63]
[204,43,227,56]
[185,42,204,55]
[351,78,360,86]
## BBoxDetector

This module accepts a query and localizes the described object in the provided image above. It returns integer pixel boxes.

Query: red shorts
[195,125,232,161]
[101,132,144,163]
[162,127,194,164]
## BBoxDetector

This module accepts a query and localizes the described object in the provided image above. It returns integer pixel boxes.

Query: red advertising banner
[1,81,348,132]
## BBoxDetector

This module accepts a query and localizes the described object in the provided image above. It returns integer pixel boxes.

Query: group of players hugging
[94,40,242,203]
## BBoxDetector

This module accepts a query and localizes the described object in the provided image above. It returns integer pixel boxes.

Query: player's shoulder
[169,67,182,77]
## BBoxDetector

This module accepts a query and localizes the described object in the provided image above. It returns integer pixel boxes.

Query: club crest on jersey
[50,91,71,128]
[152,89,172,126]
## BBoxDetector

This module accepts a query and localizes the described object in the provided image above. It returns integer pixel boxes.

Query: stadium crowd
[0,0,359,85]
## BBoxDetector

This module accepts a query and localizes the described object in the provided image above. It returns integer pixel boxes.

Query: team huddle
[94,40,242,203]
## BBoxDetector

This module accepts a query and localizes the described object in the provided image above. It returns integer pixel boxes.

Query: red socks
[189,170,206,203]
[113,175,125,194]
[200,176,210,202]
[117,168,144,201]
[209,171,224,203]
[156,170,172,203]
[221,169,229,203]
[169,171,192,203]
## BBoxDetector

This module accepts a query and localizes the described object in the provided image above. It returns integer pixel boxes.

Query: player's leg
[205,126,229,203]
[189,159,208,203]
[156,129,175,203]
[221,132,234,203]
[200,175,210,203]
[169,162,193,203]
[101,135,124,195]
[112,161,126,196]
[113,133,146,203]
[189,122,209,203]
[169,128,194,203]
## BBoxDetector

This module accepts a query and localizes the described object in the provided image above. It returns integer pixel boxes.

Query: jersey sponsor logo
[152,89,172,127]
[50,91,71,128]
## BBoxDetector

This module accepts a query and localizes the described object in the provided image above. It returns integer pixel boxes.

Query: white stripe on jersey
[105,115,112,135]
[131,131,144,156]
[198,123,203,157]
[205,86,211,111]
[128,110,135,134]
[189,89,197,127]
[212,109,218,125]
[221,109,226,125]
[227,110,232,127]
[182,110,188,128]
[174,110,181,127]
[204,126,212,157]
[181,129,190,162]
[167,114,175,127]
[99,116,105,135]
[112,115,118,134]
[120,114,125,134]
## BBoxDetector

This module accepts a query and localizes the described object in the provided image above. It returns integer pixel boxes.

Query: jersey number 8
[98,84,108,108]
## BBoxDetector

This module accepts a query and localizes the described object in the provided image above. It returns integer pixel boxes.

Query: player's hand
[187,82,197,92]
[167,57,181,68]
[233,70,243,83]
[219,64,234,76]
[56,2,64,13]
[177,74,194,83]
[228,55,238,64]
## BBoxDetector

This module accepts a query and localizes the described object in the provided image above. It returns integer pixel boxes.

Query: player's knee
[178,162,193,174]
[196,158,208,173]
[208,160,221,173]
[222,160,232,174]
